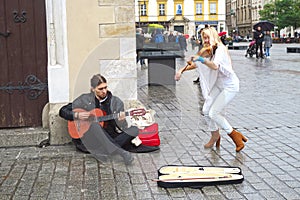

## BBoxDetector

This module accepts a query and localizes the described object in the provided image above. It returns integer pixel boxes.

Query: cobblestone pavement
[1,43,300,200]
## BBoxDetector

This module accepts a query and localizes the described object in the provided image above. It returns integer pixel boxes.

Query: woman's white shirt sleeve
[213,45,234,77]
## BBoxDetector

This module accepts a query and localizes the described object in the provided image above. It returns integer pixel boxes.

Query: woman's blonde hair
[200,27,232,65]
[201,27,223,47]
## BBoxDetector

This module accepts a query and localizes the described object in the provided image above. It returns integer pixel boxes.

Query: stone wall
[47,0,138,145]
[67,0,137,101]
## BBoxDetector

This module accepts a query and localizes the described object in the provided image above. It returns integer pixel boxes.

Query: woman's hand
[174,71,182,81]
[194,56,205,63]
[190,55,198,61]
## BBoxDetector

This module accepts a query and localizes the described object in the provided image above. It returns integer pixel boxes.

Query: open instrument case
[155,165,244,189]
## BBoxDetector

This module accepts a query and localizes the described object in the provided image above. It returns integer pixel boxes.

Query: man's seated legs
[81,122,133,164]
[114,126,138,147]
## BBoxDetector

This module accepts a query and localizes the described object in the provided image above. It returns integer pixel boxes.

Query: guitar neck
[97,111,129,122]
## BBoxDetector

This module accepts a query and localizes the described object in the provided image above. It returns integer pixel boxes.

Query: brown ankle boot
[204,130,221,148]
[228,130,248,152]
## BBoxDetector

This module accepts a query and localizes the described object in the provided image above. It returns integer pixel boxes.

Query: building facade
[0,0,138,147]
[135,0,226,37]
[226,0,253,38]
[226,0,270,38]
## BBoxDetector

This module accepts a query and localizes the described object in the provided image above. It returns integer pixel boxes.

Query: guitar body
[68,108,106,139]
[68,108,146,139]
[156,165,244,188]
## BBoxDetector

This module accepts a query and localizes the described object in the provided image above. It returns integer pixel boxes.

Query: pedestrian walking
[174,27,248,152]
[193,28,205,83]
[264,31,272,58]
[136,29,146,67]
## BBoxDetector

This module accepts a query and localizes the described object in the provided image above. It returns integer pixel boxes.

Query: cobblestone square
[1,43,300,199]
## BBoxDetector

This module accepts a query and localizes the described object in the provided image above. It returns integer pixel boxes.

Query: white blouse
[197,45,239,99]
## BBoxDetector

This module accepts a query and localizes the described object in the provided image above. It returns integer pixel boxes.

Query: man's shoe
[128,144,160,153]
[75,146,90,154]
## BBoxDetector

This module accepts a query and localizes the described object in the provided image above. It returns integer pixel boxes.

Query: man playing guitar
[59,74,154,164]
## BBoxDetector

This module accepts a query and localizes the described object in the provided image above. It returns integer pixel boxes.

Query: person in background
[190,35,197,51]
[218,32,227,46]
[154,28,165,44]
[177,32,187,58]
[264,31,272,58]
[164,31,169,43]
[175,27,248,152]
[193,26,208,83]
[168,31,176,43]
[254,26,264,59]
[136,29,146,67]
[197,28,204,52]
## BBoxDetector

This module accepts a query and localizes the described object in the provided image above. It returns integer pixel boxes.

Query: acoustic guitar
[68,108,146,138]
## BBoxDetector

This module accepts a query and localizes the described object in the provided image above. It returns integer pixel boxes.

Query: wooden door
[0,0,48,127]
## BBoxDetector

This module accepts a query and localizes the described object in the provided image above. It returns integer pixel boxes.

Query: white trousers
[202,86,237,133]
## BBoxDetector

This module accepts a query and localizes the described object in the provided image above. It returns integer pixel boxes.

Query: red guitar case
[155,165,244,189]
[138,123,160,146]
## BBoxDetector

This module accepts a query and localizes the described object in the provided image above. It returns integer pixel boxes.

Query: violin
[182,44,218,73]
[197,44,217,58]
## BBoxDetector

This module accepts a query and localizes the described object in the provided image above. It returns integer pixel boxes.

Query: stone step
[0,127,49,148]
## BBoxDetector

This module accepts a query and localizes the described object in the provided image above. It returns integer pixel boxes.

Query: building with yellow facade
[135,0,226,37]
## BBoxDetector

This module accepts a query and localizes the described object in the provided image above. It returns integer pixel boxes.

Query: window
[159,4,165,16]
[140,4,147,16]
[196,3,203,15]
[210,3,216,15]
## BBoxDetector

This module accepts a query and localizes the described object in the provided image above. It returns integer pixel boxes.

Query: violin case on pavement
[155,165,244,189]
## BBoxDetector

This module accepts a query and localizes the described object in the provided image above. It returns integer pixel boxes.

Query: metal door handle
[0,31,11,38]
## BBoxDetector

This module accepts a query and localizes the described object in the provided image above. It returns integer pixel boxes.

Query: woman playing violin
[175,27,248,152]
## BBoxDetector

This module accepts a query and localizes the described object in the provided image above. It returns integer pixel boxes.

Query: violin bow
[152,175,232,182]
[181,57,195,74]
[181,63,189,74]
